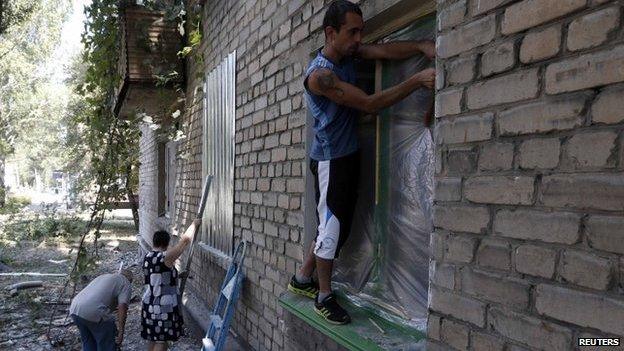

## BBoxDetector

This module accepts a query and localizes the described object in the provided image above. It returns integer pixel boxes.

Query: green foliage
[0,0,38,35]
[0,0,71,204]
[67,0,140,208]
[1,211,86,241]
[0,194,30,214]
[71,244,97,281]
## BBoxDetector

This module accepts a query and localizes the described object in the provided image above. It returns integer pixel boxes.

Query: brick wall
[171,0,433,350]
[431,0,624,350]
[138,124,160,247]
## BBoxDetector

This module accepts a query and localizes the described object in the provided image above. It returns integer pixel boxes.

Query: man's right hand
[414,68,436,89]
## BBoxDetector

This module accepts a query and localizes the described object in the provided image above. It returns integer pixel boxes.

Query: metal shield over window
[202,51,236,255]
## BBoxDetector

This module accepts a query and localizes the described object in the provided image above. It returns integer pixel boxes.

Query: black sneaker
[314,293,351,325]
[287,275,319,299]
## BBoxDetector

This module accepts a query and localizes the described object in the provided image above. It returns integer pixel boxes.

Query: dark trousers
[71,314,117,351]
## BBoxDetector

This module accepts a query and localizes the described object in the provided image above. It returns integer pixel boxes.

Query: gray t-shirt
[69,273,132,322]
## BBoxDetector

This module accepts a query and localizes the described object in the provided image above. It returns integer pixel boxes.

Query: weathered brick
[519,138,561,169]
[291,23,309,45]
[446,234,479,263]
[428,314,442,341]
[498,94,587,136]
[520,25,561,63]
[559,250,612,290]
[438,0,466,31]
[565,131,617,168]
[464,176,534,205]
[424,341,454,351]
[469,0,513,16]
[545,45,624,94]
[620,137,624,170]
[431,231,447,261]
[446,55,476,85]
[460,269,529,308]
[430,261,456,290]
[567,6,620,52]
[586,215,624,255]
[435,177,462,202]
[481,41,515,77]
[541,173,624,211]
[501,0,586,35]
[476,239,511,271]
[478,142,514,171]
[592,86,624,125]
[447,147,477,175]
[440,319,469,351]
[535,284,624,336]
[437,15,496,58]
[435,88,463,117]
[620,257,624,293]
[507,345,531,351]
[466,69,539,110]
[434,205,490,233]
[514,244,557,278]
[435,113,493,144]
[494,209,581,244]
[471,332,505,351]
[271,148,287,162]
[489,307,572,350]
[285,242,302,261]
[429,286,486,327]
[436,67,446,91]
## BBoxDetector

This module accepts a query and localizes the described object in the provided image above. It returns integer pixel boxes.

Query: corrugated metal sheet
[202,51,236,255]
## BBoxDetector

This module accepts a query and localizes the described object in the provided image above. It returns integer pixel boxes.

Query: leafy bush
[1,212,86,241]
[0,195,32,215]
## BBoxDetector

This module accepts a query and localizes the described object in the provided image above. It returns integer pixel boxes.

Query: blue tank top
[304,50,359,161]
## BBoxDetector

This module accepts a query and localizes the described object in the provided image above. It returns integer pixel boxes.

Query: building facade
[133,0,624,350]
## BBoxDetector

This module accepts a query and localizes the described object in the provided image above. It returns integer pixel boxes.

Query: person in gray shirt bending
[69,269,133,350]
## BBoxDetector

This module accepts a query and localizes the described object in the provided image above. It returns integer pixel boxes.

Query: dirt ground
[0,219,202,351]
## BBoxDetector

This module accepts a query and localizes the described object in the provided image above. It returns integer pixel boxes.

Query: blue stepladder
[201,240,247,351]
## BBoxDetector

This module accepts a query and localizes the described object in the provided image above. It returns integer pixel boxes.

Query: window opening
[330,13,436,329]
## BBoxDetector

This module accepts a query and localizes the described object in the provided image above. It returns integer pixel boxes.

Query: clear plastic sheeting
[334,13,436,330]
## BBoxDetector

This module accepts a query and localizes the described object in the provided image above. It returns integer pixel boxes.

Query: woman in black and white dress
[141,219,200,351]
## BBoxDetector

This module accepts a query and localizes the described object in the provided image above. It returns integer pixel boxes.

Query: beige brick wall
[138,124,160,246]
[433,1,624,350]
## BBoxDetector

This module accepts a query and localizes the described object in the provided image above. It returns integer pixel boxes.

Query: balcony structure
[113,5,183,119]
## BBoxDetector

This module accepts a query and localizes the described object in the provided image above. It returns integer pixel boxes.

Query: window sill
[278,291,426,351]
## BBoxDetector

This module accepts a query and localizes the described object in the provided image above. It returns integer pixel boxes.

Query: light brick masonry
[433,0,624,349]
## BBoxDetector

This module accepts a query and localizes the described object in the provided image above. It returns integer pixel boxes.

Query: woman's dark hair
[153,230,171,249]
[323,0,362,33]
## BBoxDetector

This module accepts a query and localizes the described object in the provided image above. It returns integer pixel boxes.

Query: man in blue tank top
[287,0,435,324]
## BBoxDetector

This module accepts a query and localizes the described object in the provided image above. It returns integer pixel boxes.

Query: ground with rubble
[0,218,202,351]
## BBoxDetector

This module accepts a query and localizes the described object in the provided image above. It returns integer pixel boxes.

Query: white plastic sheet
[334,14,436,329]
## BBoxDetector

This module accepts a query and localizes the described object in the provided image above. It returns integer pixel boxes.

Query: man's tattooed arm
[316,69,344,97]
[308,66,434,114]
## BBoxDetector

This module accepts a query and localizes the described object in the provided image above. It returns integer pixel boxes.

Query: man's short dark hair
[323,0,362,33]
[153,230,170,249]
